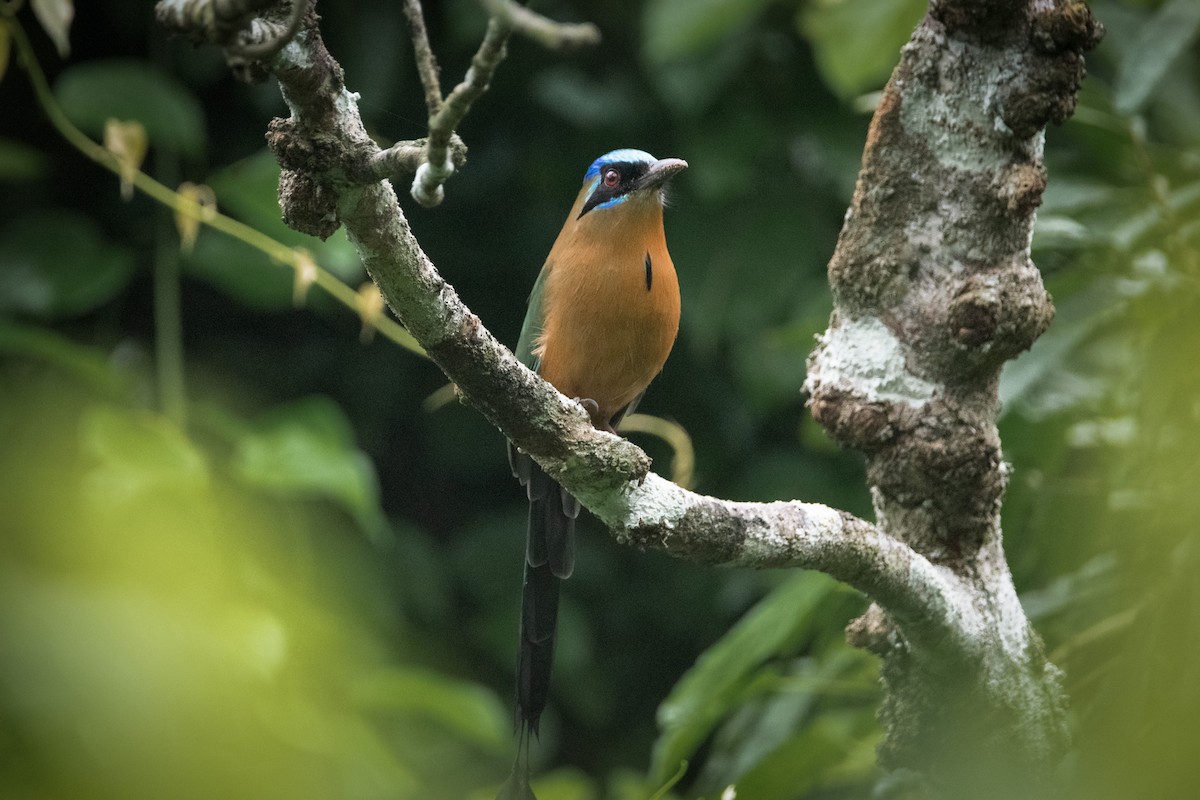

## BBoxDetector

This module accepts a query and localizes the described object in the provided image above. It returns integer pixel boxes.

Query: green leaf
[731,715,861,799]
[1114,0,1200,115]
[643,0,776,62]
[525,768,597,800]
[702,648,877,786]
[999,280,1129,420]
[350,667,510,751]
[183,232,294,310]
[31,0,73,58]
[642,27,756,117]
[80,404,210,508]
[641,0,773,116]
[799,0,927,100]
[649,572,839,783]
[0,319,127,397]
[230,396,387,539]
[54,60,206,156]
[186,151,363,308]
[207,150,361,279]
[0,137,51,182]
[0,211,135,319]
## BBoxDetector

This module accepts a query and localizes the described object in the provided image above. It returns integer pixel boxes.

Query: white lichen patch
[809,316,937,406]
[601,473,685,532]
[899,34,1013,174]
[733,501,846,567]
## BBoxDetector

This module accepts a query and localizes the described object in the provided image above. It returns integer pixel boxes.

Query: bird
[501,149,686,794]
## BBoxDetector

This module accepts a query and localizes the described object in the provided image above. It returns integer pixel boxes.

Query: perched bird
[503,149,685,784]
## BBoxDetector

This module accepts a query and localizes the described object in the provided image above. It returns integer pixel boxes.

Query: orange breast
[535,193,680,428]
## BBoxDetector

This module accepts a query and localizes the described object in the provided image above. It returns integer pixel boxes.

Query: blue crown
[583,149,656,183]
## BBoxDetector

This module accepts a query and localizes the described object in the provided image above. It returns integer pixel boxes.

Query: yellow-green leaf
[103,118,147,201]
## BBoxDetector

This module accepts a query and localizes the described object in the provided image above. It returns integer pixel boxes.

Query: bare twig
[411,16,510,207]
[403,1,599,206]
[401,0,443,116]
[479,0,601,50]
[351,134,468,184]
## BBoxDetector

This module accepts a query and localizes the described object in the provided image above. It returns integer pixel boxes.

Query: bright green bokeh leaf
[231,396,387,538]
[31,0,73,58]
[526,768,597,800]
[1114,0,1200,115]
[80,404,210,509]
[54,60,205,156]
[0,211,135,319]
[351,667,510,751]
[799,0,926,100]
[650,572,839,783]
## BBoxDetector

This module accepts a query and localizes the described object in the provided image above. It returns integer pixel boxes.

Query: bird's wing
[515,260,551,371]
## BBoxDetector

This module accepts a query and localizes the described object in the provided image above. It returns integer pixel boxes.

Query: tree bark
[155,0,1102,795]
[806,1,1101,794]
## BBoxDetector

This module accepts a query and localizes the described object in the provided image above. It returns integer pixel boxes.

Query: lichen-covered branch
[805,0,1101,792]
[410,17,509,207]
[227,0,307,61]
[350,135,468,184]
[479,0,602,50]
[156,0,308,82]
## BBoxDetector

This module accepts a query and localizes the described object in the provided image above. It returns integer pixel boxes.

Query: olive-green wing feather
[515,261,551,371]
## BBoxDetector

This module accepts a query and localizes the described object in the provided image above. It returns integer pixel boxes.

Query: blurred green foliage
[0,0,1197,798]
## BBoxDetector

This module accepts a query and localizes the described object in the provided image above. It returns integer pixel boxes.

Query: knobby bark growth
[806,1,1101,791]
[154,0,1101,795]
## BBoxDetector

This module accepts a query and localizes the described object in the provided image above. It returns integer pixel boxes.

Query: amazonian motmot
[504,149,686,770]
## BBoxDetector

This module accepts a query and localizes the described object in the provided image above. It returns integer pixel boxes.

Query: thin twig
[355,134,468,184]
[8,14,425,357]
[401,0,444,116]
[411,16,510,207]
[479,0,601,50]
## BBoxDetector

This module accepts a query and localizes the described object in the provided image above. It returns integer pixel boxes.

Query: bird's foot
[572,397,614,433]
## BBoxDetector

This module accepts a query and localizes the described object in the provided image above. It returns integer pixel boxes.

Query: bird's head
[576,149,687,219]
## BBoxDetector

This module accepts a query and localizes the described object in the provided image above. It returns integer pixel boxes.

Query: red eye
[603,168,620,188]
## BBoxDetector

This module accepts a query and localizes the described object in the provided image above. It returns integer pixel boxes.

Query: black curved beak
[636,157,688,191]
